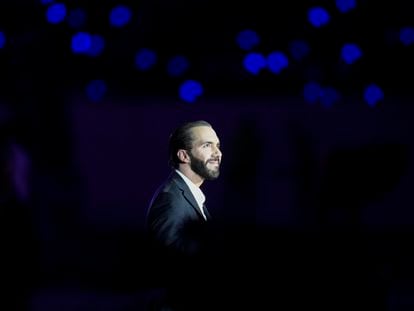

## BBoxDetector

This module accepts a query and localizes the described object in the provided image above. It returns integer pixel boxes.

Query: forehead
[190,126,219,143]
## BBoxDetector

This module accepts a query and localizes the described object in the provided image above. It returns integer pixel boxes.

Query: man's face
[188,126,222,180]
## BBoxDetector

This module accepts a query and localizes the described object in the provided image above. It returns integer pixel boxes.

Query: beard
[189,152,220,180]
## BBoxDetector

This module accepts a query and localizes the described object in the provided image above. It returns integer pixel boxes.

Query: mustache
[207,157,220,163]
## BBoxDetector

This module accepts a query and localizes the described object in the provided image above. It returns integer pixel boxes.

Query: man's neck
[177,166,204,187]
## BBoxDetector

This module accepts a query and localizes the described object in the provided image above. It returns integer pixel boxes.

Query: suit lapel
[172,172,206,220]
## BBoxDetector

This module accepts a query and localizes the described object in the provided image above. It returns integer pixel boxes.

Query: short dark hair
[168,120,212,168]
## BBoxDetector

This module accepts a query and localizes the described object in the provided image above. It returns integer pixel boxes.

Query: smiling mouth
[207,160,220,165]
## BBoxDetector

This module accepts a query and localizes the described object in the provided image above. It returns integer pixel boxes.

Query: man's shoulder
[150,172,183,201]
[159,171,183,191]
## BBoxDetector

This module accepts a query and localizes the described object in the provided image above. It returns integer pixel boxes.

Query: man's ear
[177,149,190,163]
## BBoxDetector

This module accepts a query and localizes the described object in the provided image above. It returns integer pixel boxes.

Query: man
[145,120,222,311]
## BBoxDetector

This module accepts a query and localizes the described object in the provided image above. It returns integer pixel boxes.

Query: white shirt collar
[175,169,206,214]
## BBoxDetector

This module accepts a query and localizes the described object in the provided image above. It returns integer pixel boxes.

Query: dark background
[1,0,414,310]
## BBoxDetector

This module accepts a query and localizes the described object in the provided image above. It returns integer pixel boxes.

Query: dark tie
[202,203,211,220]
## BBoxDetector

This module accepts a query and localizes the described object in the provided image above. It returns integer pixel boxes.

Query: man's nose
[213,146,222,157]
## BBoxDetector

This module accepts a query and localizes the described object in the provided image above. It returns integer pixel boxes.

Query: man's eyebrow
[198,140,220,145]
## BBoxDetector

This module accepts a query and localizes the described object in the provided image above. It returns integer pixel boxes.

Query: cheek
[196,149,209,158]
[204,151,213,159]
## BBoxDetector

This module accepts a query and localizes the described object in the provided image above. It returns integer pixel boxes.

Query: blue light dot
[267,51,289,74]
[289,39,310,61]
[335,0,356,13]
[308,7,331,28]
[179,80,203,103]
[86,79,107,102]
[399,27,414,46]
[109,5,132,28]
[134,48,157,71]
[71,32,92,54]
[167,55,190,77]
[46,3,67,24]
[341,43,363,64]
[364,83,384,107]
[0,32,6,49]
[236,29,260,51]
[86,35,105,57]
[320,87,340,108]
[303,81,322,104]
[243,52,267,75]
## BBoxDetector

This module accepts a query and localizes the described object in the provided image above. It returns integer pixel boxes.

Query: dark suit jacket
[145,171,217,310]
[146,170,211,257]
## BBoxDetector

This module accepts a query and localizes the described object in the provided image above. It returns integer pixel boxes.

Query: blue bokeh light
[86,35,105,57]
[303,81,322,104]
[399,27,414,46]
[71,32,92,54]
[364,83,384,107]
[243,52,267,75]
[40,0,55,5]
[320,87,340,108]
[46,3,67,24]
[179,80,203,103]
[267,51,289,74]
[289,39,310,61]
[335,0,356,13]
[341,43,363,64]
[308,7,331,28]
[167,55,190,77]
[109,5,132,28]
[236,29,260,51]
[134,48,157,71]
[0,31,6,49]
[86,79,107,102]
